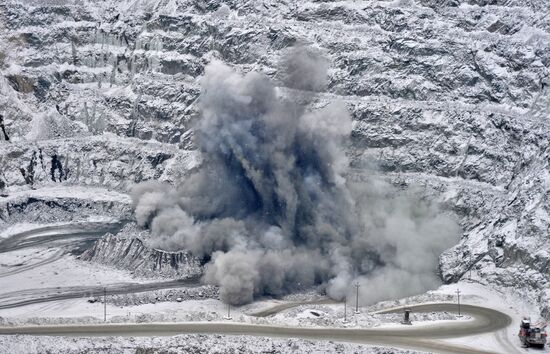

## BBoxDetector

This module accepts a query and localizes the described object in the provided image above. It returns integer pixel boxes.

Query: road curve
[0,222,201,309]
[0,303,512,354]
[251,298,338,317]
[0,223,515,353]
[0,222,124,253]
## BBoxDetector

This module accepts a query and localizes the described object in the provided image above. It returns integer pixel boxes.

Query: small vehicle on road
[519,318,547,348]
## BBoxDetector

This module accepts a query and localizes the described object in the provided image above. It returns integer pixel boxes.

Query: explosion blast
[132,48,460,305]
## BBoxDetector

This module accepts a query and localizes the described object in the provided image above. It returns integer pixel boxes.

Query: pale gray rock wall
[79,228,203,279]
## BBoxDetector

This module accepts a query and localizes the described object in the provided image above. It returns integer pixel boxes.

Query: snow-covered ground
[0,219,543,335]
[0,185,132,205]
[0,218,120,240]
[0,253,138,293]
[1,281,545,354]
[419,282,549,354]
[0,298,226,325]
[0,334,427,354]
[0,229,545,354]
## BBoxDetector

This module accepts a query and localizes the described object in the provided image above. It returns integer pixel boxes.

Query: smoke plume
[132,48,459,305]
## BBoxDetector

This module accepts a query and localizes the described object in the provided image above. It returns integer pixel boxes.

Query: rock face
[80,233,203,279]
[0,189,133,225]
[0,135,200,190]
[0,0,549,316]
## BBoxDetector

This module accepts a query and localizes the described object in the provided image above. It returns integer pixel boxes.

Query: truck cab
[519,318,547,348]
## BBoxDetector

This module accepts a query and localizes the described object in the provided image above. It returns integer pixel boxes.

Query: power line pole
[343,297,349,323]
[103,287,107,322]
[469,253,472,280]
[224,303,232,320]
[354,282,360,314]
[456,289,462,317]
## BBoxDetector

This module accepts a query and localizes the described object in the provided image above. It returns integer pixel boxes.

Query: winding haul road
[0,303,513,354]
[0,278,201,310]
[0,222,123,279]
[0,222,123,254]
[0,222,201,309]
[0,223,516,354]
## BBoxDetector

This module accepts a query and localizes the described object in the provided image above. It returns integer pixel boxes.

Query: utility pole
[103,287,107,322]
[456,289,462,317]
[354,282,360,314]
[343,297,349,323]
[469,253,472,280]
[224,303,232,320]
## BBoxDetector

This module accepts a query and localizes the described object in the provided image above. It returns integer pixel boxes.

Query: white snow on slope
[0,186,132,205]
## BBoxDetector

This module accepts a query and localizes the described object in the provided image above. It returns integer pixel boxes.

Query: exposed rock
[0,195,132,225]
[80,232,203,280]
[0,114,10,141]
[5,74,34,93]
